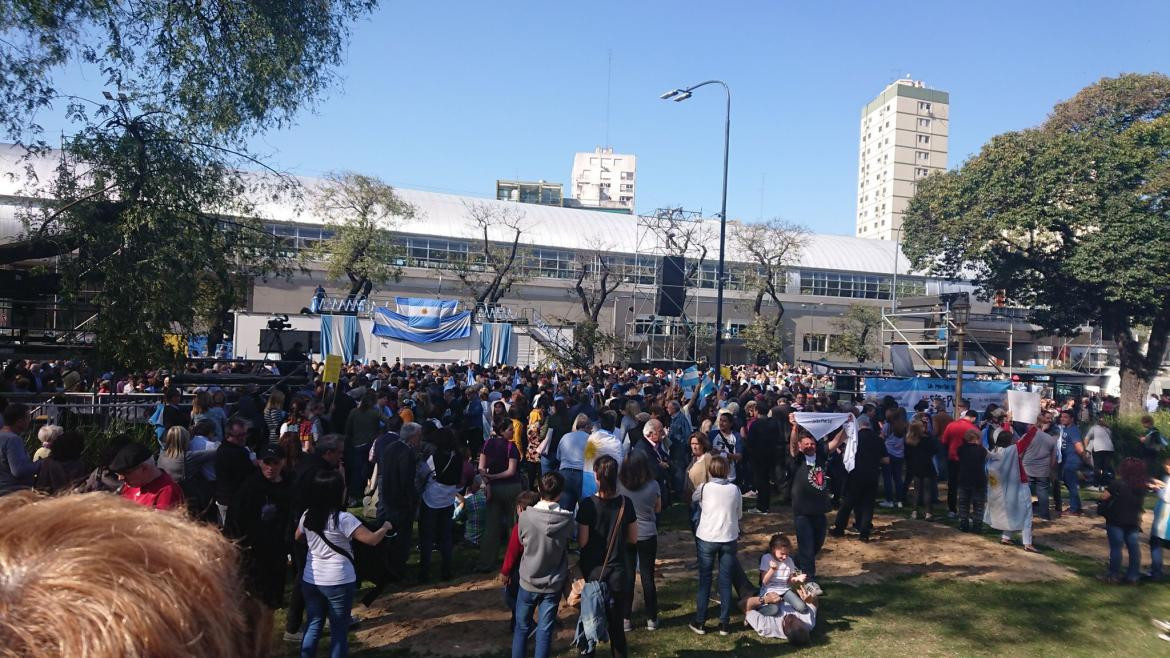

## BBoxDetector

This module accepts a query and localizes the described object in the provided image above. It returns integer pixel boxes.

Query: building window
[725,322,748,339]
[599,182,611,190]
[802,333,828,352]
[915,167,929,178]
[619,195,632,204]
[918,118,931,128]
[620,183,633,192]
[919,101,932,112]
[621,171,634,180]
[916,151,930,162]
[917,134,930,144]
[799,270,924,300]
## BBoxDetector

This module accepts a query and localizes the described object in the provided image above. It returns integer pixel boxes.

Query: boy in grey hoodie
[512,472,574,658]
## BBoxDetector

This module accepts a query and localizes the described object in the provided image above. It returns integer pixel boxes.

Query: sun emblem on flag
[420,308,429,315]
[988,473,999,488]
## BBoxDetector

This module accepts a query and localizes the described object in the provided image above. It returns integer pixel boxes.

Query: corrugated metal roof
[1,143,920,276]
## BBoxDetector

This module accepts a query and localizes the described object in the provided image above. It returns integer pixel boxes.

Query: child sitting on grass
[756,533,809,614]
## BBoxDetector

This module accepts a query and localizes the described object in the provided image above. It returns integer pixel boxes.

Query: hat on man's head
[108,443,153,473]
[990,408,1006,420]
[256,444,284,462]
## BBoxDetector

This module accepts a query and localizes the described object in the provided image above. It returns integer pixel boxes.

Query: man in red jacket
[110,443,185,511]
[941,405,978,518]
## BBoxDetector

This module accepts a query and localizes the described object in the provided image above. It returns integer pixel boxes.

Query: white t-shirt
[759,553,796,595]
[299,511,363,586]
[746,603,817,640]
[421,454,460,510]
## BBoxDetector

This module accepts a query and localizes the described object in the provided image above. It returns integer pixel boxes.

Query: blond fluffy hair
[0,492,249,657]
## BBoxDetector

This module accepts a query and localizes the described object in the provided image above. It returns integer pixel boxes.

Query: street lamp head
[673,91,693,102]
[949,292,971,327]
[659,89,683,100]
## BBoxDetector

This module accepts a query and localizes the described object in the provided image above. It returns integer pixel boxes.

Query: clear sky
[54,1,1170,235]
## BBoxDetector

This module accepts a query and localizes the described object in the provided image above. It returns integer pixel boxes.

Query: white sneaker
[1153,619,1170,633]
[646,618,659,631]
[283,631,304,643]
[623,619,633,633]
[895,502,903,509]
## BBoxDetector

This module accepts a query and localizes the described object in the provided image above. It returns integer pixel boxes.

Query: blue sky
[42,1,1170,236]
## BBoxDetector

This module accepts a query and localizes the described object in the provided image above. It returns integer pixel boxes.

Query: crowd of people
[1,355,1168,656]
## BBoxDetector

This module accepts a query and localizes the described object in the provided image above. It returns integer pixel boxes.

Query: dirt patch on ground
[355,507,1079,655]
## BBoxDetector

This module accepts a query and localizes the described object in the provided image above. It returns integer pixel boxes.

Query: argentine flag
[395,297,458,329]
[679,365,700,390]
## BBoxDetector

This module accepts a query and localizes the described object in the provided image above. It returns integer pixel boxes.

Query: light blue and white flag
[319,315,358,362]
[395,297,459,329]
[697,374,716,409]
[679,365,700,390]
[466,368,476,387]
[373,306,471,343]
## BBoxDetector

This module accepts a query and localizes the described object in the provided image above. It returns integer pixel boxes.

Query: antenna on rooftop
[604,50,613,148]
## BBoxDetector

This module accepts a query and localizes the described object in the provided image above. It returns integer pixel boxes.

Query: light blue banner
[863,377,1010,414]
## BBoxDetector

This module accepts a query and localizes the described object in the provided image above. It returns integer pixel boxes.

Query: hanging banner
[863,377,1010,414]
[793,412,859,472]
[372,306,471,343]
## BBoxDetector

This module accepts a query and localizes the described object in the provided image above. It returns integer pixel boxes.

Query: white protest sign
[1007,390,1041,424]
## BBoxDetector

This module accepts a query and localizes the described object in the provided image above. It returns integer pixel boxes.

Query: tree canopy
[902,73,1170,412]
[308,172,416,299]
[830,304,883,363]
[0,0,378,365]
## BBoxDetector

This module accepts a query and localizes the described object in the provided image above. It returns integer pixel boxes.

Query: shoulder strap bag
[588,495,624,583]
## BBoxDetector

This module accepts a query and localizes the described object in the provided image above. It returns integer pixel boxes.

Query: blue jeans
[1105,525,1141,582]
[512,587,560,658]
[882,457,905,503]
[695,539,737,625]
[794,513,827,581]
[540,455,559,476]
[558,468,583,514]
[1060,467,1082,513]
[1151,536,1170,579]
[1029,477,1052,520]
[301,581,355,658]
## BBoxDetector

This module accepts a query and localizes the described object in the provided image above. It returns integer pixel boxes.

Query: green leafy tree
[0,1,377,366]
[740,314,785,363]
[902,73,1170,414]
[831,304,883,362]
[307,172,416,299]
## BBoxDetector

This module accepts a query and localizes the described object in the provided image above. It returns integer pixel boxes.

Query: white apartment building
[855,78,949,241]
[570,146,636,213]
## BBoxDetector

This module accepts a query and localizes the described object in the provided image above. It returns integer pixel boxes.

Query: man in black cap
[225,444,291,656]
[111,443,185,511]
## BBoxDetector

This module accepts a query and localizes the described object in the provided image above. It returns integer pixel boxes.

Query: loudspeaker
[656,255,686,317]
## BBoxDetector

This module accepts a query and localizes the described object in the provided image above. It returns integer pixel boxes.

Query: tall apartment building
[855,78,949,241]
[570,147,636,213]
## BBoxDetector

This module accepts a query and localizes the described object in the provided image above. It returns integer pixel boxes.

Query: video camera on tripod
[267,314,292,332]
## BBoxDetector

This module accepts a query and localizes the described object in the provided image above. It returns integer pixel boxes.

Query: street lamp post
[661,81,730,382]
[950,293,971,411]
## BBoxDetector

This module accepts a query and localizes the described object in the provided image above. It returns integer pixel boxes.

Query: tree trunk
[1119,367,1152,416]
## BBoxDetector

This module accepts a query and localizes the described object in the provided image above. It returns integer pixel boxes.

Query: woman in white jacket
[690,455,742,636]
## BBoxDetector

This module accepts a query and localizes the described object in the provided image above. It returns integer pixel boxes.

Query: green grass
[281,481,1170,657]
